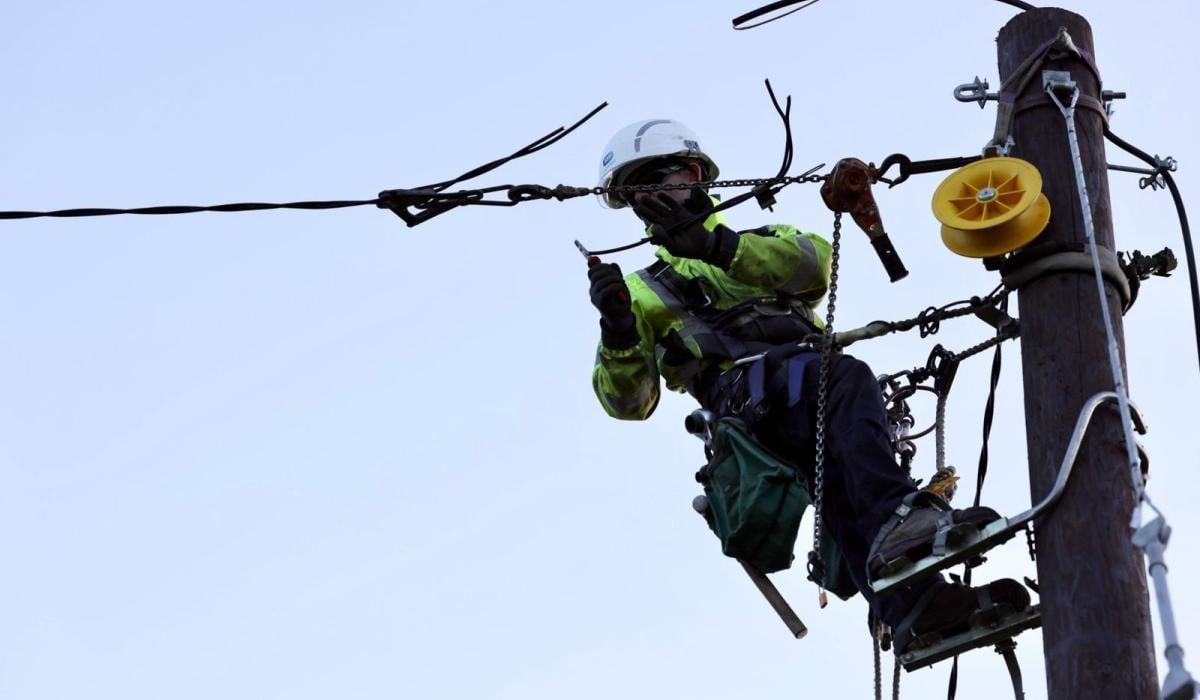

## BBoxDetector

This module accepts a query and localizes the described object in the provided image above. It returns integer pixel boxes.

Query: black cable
[974,315,1005,511]
[0,102,609,223]
[582,238,651,256]
[946,302,1007,700]
[0,198,379,220]
[731,0,821,30]
[424,102,607,193]
[733,0,1026,31]
[763,79,794,179]
[1105,127,1200,378]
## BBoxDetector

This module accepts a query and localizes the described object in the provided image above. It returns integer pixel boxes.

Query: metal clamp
[1043,70,1080,111]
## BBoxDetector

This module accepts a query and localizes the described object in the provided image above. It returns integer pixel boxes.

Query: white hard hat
[596,119,720,209]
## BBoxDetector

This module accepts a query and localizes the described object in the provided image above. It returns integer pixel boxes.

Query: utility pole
[999,8,1157,698]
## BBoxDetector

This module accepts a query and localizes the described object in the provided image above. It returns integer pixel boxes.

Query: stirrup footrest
[899,605,1042,672]
[871,517,1015,596]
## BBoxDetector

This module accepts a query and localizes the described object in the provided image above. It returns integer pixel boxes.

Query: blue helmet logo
[602,151,614,167]
[683,139,699,152]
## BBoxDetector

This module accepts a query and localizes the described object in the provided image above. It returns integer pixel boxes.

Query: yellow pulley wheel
[932,156,1051,258]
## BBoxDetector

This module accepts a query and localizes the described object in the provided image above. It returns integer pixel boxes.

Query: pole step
[899,605,1042,672]
[871,517,1018,596]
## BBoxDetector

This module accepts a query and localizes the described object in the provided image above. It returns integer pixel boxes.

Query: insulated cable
[0,102,609,223]
[0,198,380,221]
[732,0,821,30]
[421,102,607,193]
[732,0,1031,32]
[1105,127,1200,378]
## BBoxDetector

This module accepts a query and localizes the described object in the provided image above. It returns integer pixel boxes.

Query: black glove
[588,262,639,349]
[635,190,739,267]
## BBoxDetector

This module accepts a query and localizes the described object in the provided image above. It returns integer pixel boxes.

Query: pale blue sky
[2,2,1198,699]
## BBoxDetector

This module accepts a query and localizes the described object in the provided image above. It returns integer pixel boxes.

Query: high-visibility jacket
[593,208,833,420]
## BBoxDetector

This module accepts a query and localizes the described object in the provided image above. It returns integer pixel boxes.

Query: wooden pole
[998,8,1157,698]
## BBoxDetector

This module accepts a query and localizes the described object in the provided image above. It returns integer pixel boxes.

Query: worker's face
[625,161,703,214]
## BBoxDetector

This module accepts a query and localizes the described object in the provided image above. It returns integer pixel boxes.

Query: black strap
[997,641,1027,700]
[646,260,713,310]
[947,311,1006,700]
[975,306,1006,510]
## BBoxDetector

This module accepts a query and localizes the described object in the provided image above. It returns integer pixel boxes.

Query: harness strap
[643,257,823,410]
[646,259,713,309]
[890,580,945,654]
[996,640,1027,700]
[867,491,951,570]
[932,512,956,557]
[991,27,1105,154]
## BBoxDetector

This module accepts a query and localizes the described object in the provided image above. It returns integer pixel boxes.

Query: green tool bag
[697,417,857,599]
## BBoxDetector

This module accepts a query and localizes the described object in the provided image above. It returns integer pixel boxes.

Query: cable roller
[932,157,1051,258]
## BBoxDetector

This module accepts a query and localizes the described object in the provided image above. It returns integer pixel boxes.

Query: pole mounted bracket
[1042,70,1079,107]
[954,76,998,109]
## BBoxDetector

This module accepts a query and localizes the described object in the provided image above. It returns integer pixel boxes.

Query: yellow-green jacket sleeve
[591,277,662,421]
[725,226,832,304]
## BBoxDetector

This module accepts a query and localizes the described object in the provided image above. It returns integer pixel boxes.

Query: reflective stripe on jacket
[592,208,832,420]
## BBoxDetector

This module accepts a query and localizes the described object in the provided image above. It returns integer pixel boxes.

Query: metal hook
[872,153,911,187]
[954,76,997,109]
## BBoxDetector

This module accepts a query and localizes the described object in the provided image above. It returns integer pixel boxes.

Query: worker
[586,119,1029,653]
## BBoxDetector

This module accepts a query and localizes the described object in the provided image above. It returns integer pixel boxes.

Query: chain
[593,172,826,200]
[810,211,841,602]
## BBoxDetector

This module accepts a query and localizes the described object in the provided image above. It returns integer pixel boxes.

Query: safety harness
[635,253,824,419]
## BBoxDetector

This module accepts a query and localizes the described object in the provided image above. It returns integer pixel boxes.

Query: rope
[873,633,883,700]
[872,622,902,700]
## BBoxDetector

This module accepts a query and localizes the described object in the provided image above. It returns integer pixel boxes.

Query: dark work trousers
[746,352,944,628]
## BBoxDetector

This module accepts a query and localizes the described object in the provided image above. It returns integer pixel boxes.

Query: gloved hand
[635,192,716,261]
[588,262,639,348]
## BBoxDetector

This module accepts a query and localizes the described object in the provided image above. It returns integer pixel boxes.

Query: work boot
[893,579,1032,654]
[867,494,1001,580]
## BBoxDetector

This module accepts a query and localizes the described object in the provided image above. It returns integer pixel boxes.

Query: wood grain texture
[998,8,1158,699]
